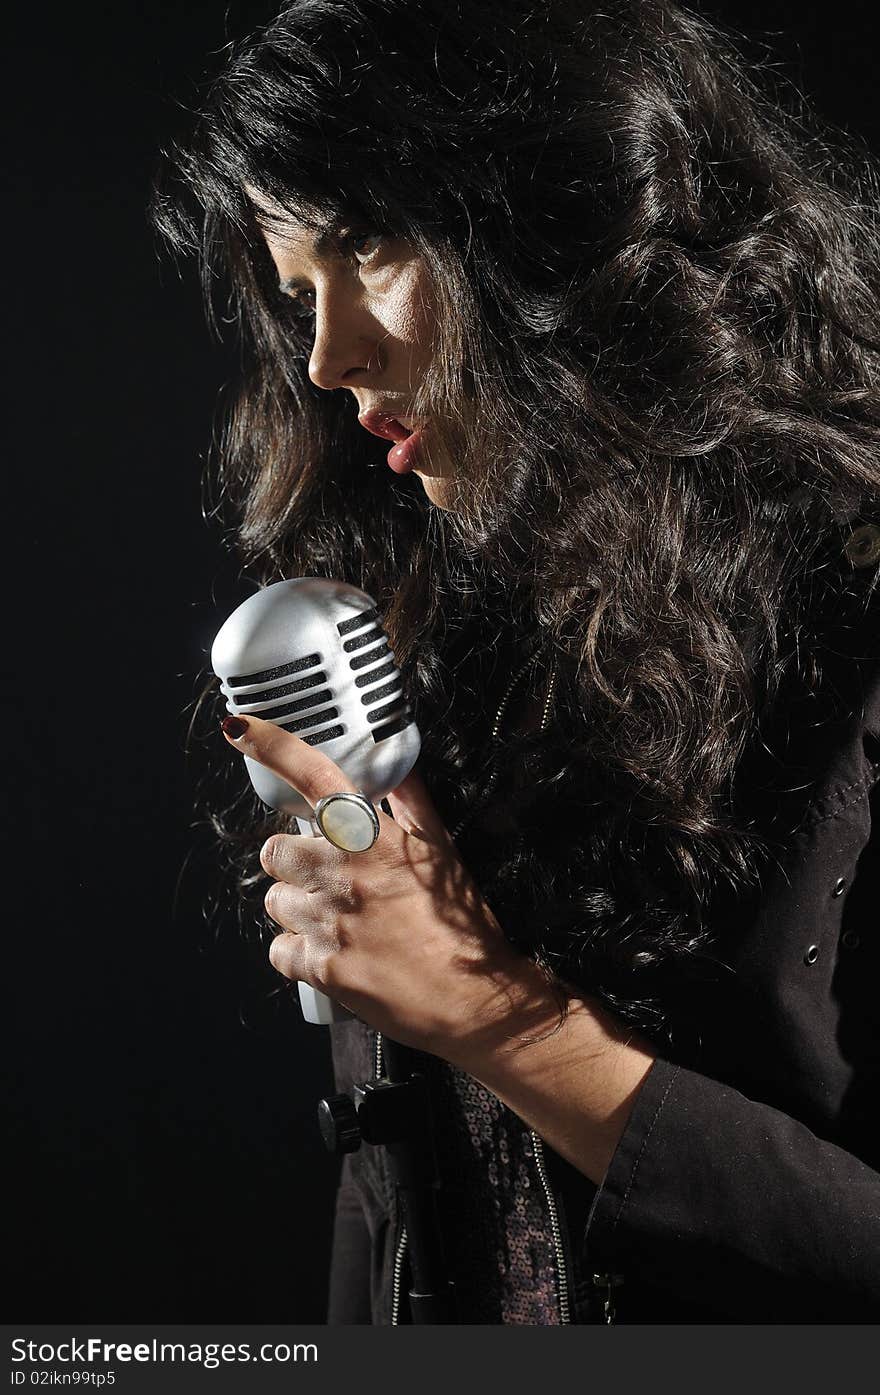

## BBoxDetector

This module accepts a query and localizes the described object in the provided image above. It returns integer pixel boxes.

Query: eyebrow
[277,224,345,294]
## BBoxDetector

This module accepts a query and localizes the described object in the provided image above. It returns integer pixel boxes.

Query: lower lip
[386,429,423,474]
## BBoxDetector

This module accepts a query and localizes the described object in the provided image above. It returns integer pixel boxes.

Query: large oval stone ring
[313,791,381,853]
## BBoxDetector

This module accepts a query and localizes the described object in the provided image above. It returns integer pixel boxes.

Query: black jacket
[326,565,880,1324]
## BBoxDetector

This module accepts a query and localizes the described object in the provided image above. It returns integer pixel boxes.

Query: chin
[417,472,456,511]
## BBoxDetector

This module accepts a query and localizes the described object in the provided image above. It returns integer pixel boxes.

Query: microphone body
[211,577,421,1024]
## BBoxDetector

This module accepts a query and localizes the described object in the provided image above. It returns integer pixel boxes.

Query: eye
[348,231,383,264]
[281,286,316,321]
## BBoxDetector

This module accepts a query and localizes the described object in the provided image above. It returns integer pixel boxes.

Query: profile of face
[249,190,457,509]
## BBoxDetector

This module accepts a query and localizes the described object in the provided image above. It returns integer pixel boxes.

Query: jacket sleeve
[583,766,880,1320]
[582,629,880,1322]
[576,585,880,1320]
[583,1054,880,1321]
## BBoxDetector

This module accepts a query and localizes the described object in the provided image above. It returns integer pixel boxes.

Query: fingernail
[221,715,249,739]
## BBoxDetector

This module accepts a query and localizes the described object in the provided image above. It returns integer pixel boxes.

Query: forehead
[245,184,341,263]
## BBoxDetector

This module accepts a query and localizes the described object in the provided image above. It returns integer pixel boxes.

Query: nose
[307,284,380,391]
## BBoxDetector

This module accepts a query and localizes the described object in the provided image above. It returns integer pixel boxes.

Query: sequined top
[328,1016,596,1324]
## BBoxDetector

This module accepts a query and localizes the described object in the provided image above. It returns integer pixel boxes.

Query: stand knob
[317,1093,362,1155]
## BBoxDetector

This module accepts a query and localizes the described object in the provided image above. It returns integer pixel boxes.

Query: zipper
[591,1271,625,1324]
[530,1129,572,1325]
[390,1222,409,1326]
[380,653,565,1325]
[376,1027,409,1326]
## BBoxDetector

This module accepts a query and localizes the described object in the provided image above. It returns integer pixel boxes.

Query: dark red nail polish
[221,715,249,739]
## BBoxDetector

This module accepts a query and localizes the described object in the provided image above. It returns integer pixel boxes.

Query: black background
[6,2,880,1322]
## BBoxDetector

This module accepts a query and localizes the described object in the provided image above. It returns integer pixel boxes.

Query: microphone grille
[210,577,421,815]
[216,590,412,747]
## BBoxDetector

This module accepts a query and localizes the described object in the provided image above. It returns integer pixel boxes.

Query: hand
[221,713,559,1061]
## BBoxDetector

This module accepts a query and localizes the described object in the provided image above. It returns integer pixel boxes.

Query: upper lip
[357,409,420,443]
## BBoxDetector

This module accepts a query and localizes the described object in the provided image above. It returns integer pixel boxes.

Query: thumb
[384,765,454,846]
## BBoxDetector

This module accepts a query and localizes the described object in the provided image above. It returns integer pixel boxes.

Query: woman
[154,0,880,1322]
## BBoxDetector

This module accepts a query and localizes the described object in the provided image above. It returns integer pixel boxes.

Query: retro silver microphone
[211,577,421,1026]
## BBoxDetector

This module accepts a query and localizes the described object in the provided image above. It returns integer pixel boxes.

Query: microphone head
[211,578,421,818]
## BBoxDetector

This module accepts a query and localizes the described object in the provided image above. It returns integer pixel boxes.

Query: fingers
[383,764,454,845]
[263,869,358,927]
[264,878,319,988]
[269,922,355,1005]
[221,714,451,850]
[221,712,362,811]
[263,879,303,931]
[260,831,339,887]
[268,931,307,983]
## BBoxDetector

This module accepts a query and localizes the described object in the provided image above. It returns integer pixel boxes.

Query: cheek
[374,264,437,361]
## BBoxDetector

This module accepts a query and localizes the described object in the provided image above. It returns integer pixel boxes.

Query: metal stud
[804,944,820,966]
[832,878,847,898]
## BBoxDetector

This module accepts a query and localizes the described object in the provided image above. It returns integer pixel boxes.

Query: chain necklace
[450,647,557,842]
[385,644,564,1326]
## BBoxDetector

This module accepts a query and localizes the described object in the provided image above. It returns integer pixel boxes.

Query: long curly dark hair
[154,0,880,1043]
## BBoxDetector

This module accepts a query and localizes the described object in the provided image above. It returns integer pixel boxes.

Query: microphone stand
[318,1032,458,1324]
[299,809,457,1324]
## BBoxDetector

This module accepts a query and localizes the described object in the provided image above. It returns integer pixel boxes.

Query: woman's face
[250,192,457,509]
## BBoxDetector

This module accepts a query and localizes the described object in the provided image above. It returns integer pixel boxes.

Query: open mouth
[358,411,424,474]
[358,411,413,442]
